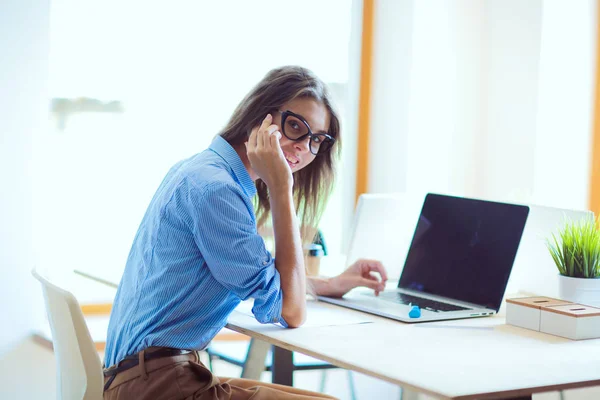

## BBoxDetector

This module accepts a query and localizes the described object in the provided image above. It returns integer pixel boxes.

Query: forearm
[307,276,335,297]
[271,188,307,327]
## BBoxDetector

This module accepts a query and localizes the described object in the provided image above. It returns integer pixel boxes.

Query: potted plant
[546,215,600,307]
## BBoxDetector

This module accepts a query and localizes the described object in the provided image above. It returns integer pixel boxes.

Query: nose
[294,137,311,154]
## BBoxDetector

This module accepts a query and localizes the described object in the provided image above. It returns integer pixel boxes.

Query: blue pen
[409,303,421,318]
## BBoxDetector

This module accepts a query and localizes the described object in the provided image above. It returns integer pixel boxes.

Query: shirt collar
[209,136,256,198]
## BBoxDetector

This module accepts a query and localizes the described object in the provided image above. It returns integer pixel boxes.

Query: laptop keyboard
[369,292,470,312]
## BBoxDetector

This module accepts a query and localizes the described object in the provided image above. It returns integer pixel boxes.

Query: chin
[293,164,307,172]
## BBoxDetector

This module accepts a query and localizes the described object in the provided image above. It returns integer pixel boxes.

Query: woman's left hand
[325,259,388,298]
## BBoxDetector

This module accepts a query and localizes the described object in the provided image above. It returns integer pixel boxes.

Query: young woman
[103,66,387,400]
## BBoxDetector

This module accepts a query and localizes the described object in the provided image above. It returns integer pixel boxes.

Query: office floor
[0,337,598,400]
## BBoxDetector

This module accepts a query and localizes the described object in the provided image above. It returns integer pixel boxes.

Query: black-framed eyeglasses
[277,110,335,156]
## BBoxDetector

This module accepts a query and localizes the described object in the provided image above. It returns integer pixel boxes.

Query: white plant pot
[558,274,600,307]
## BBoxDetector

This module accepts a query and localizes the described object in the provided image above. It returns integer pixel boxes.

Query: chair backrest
[347,193,423,280]
[509,205,595,297]
[32,268,104,400]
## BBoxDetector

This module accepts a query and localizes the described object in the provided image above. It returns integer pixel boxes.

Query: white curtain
[368,0,596,211]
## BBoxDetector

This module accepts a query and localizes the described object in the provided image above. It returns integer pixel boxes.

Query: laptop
[319,193,530,323]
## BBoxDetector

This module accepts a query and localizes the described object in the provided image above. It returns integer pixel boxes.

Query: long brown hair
[220,66,341,244]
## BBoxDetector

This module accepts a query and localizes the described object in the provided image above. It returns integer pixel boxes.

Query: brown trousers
[103,348,338,400]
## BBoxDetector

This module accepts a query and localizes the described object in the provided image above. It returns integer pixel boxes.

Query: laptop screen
[398,193,530,311]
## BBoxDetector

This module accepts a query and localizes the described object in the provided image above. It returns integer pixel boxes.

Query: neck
[233,143,259,181]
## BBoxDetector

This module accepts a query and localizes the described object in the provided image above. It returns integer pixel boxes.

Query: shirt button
[262,260,268,266]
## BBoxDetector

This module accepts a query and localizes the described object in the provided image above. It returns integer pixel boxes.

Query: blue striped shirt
[104,136,287,367]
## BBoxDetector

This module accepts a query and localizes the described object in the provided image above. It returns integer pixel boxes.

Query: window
[36,0,355,278]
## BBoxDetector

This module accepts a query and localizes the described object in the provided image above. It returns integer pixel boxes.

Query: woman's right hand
[246,114,293,191]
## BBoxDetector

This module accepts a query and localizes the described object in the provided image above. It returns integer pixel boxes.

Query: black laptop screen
[398,193,529,312]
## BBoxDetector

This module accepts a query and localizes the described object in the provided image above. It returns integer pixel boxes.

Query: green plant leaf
[546,215,600,278]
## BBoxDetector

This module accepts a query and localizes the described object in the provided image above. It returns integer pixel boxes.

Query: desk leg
[272,346,294,386]
[400,388,419,400]
[241,338,270,380]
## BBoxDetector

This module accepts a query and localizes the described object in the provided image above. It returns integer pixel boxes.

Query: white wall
[451,1,487,198]
[482,0,543,203]
[0,0,50,355]
[368,0,414,194]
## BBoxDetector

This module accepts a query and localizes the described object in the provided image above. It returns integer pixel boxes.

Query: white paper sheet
[234,299,374,328]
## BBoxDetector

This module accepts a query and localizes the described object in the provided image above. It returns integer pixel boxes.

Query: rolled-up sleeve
[188,180,288,326]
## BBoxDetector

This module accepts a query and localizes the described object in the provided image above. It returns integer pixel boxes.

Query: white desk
[225,299,600,400]
[74,268,600,399]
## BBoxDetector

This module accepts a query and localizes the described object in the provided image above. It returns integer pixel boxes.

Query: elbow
[281,306,307,328]
[285,315,306,329]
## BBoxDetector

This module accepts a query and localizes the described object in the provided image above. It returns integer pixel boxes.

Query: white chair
[32,268,104,400]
